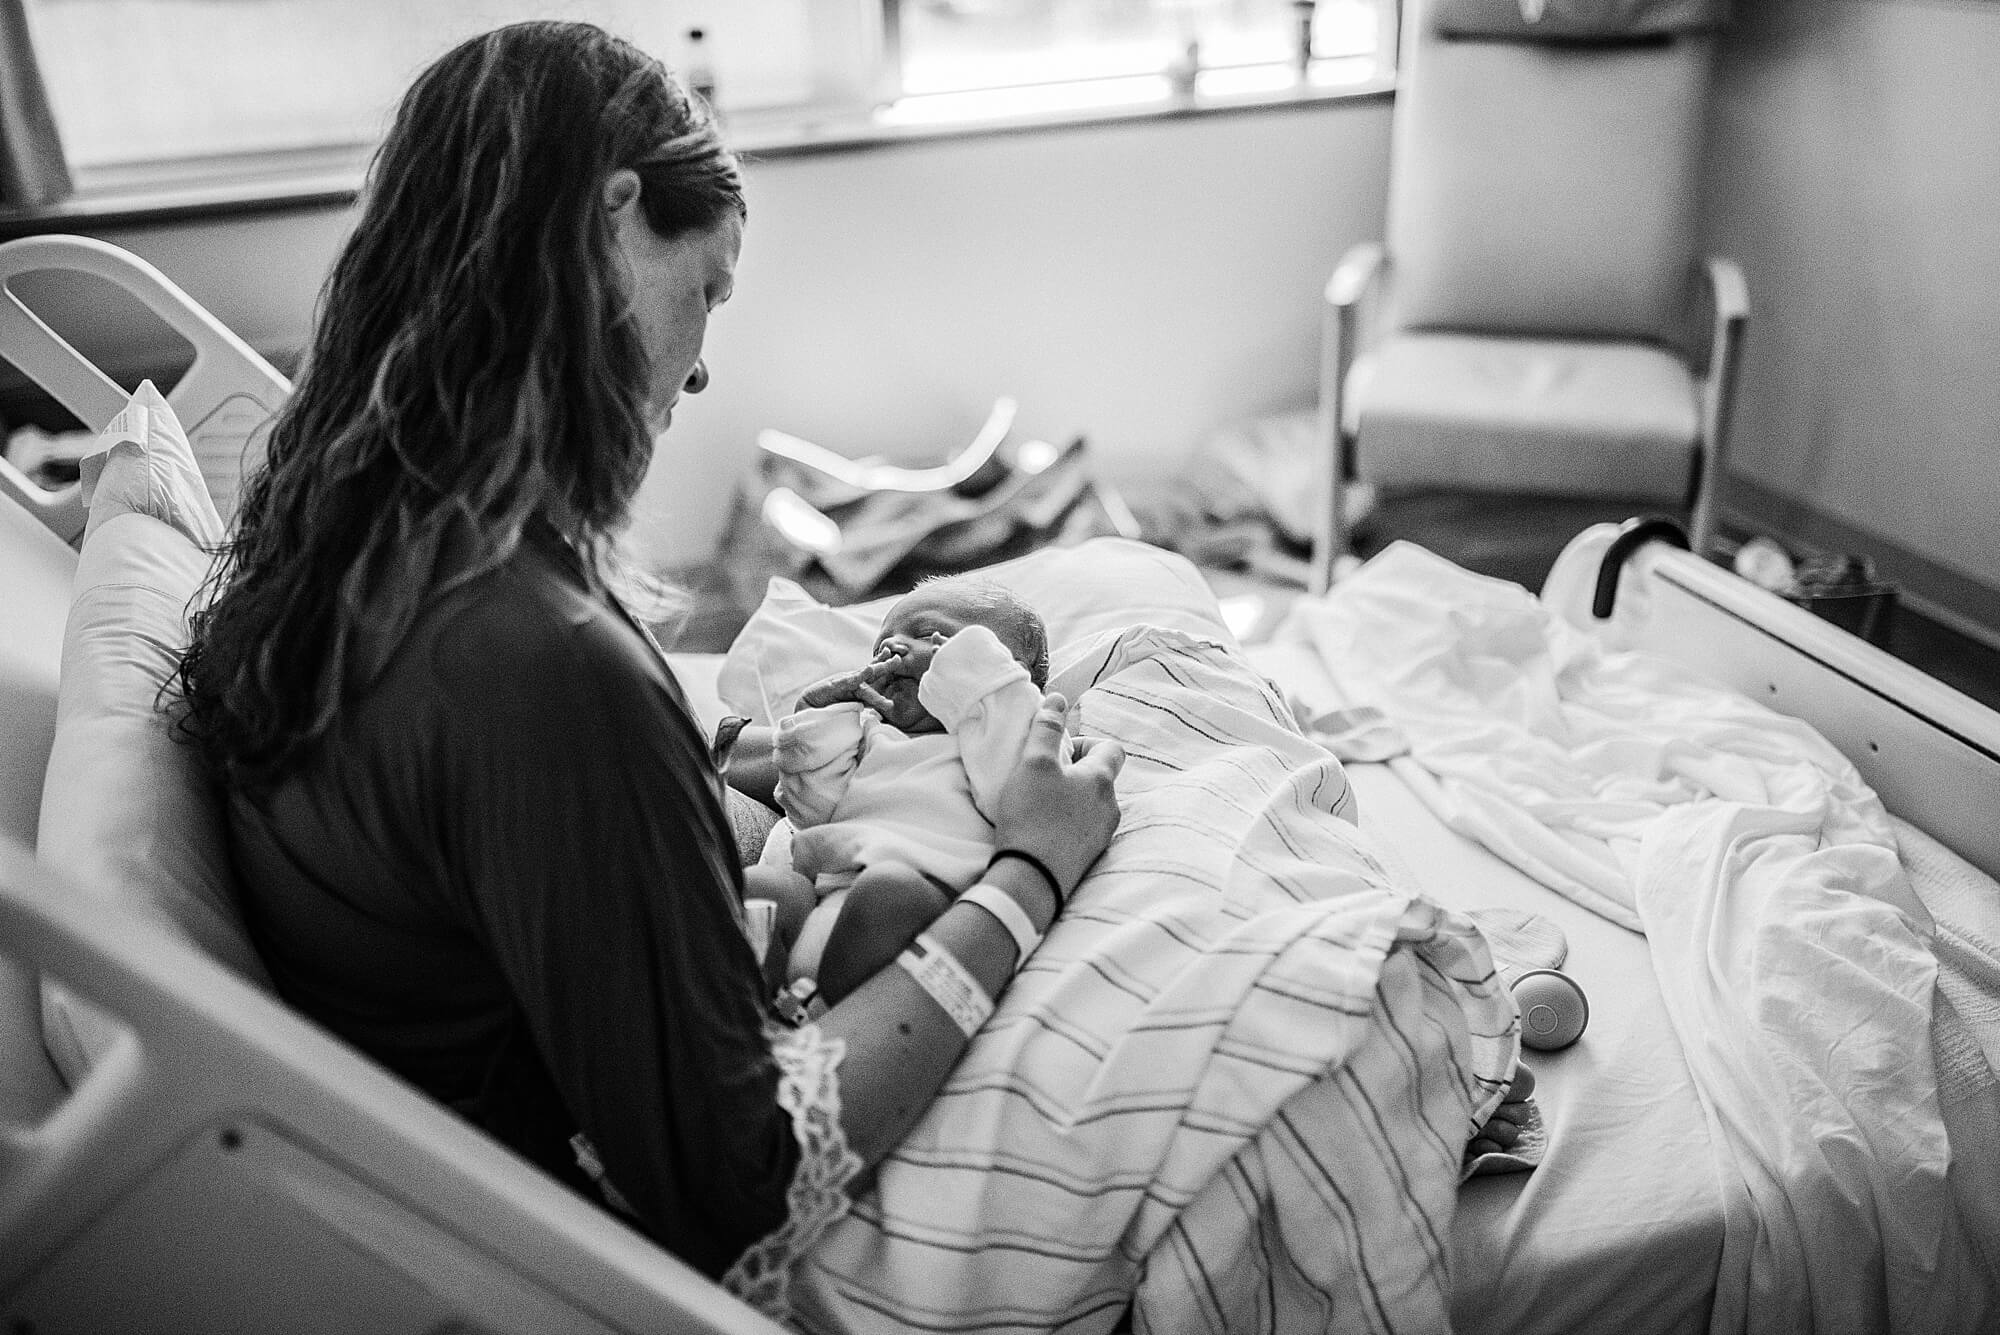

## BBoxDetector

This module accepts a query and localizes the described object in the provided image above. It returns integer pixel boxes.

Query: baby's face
[869,587,1034,734]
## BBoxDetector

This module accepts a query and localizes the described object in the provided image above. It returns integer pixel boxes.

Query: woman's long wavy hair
[176,21,743,798]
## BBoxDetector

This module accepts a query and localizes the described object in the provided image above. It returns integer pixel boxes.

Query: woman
[175,21,1124,1319]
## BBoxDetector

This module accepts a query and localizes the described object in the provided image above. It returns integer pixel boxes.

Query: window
[23,0,820,175]
[18,0,1391,193]
[885,0,1394,122]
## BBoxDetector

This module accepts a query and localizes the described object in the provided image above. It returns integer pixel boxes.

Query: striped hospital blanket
[792,627,1521,1334]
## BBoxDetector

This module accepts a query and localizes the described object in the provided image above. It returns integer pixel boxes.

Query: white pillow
[715,537,1234,723]
[77,378,226,547]
[36,389,268,1086]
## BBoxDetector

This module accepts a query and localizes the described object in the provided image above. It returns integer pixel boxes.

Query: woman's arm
[722,723,781,808]
[441,613,799,1276]
[817,692,1124,1176]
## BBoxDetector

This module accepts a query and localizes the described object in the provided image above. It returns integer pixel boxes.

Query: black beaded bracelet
[987,848,1066,914]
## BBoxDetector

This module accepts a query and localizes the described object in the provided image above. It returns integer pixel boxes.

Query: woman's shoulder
[413,542,667,715]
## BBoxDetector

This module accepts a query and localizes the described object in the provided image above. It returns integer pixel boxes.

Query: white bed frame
[0,235,287,543]
[1610,537,2000,883]
[2,235,1996,1332]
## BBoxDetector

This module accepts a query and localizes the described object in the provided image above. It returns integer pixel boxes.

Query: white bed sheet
[1246,640,1725,1335]
[1246,543,1996,1335]
[1358,762,1724,1334]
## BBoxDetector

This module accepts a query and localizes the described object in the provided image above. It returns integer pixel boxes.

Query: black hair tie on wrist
[988,848,1066,914]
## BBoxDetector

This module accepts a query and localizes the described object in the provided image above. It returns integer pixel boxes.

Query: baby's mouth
[879,678,940,732]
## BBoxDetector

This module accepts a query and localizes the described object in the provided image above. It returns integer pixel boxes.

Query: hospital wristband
[897,933,995,1039]
[988,848,1065,913]
[959,881,1045,966]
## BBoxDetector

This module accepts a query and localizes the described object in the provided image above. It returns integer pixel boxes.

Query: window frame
[0,0,1399,234]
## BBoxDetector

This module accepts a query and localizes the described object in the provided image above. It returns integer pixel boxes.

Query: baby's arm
[917,625,1045,819]
[772,703,868,829]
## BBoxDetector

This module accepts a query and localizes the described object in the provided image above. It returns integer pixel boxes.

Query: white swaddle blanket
[1271,542,1992,1335]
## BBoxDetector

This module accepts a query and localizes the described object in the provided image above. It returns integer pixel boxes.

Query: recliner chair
[1309,0,1747,594]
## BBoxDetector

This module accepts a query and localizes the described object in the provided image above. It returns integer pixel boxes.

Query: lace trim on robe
[722,1022,861,1325]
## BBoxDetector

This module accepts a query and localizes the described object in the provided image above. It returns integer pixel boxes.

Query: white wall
[85,99,1392,570]
[630,103,1392,567]
[1704,0,2000,625]
[92,207,351,374]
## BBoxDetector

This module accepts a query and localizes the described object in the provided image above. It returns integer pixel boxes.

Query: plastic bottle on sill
[1167,37,1201,99]
[1292,0,1318,81]
[685,27,719,116]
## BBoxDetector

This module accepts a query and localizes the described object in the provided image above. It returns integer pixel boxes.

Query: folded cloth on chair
[790,626,1523,1334]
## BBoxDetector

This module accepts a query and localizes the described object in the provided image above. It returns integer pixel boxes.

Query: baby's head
[869,576,1049,733]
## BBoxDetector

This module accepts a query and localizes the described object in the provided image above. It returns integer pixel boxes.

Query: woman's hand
[990,692,1125,899]
[818,689,1123,1178]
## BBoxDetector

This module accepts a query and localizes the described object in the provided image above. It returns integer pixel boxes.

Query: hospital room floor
[674,491,2000,714]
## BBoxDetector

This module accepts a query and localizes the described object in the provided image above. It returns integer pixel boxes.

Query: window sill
[0,143,375,237]
[0,64,1392,238]
[732,60,1392,159]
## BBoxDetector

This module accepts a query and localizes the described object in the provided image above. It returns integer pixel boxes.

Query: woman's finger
[1070,734,1127,780]
[1028,693,1071,760]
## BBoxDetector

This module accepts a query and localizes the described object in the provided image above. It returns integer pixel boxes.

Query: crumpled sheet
[1270,541,1993,1335]
[790,625,1521,1334]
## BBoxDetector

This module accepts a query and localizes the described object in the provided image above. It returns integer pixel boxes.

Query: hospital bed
[0,234,1994,1332]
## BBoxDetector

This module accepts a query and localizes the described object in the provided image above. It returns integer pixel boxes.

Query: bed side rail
[0,235,291,542]
[0,839,783,1335]
[1565,525,2000,882]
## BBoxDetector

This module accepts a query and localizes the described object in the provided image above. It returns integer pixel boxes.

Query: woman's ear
[602,168,642,216]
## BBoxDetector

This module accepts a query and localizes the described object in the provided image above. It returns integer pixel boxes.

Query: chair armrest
[1324,241,1388,310]
[1705,255,1749,330]
[1320,241,1390,424]
[1322,242,1391,442]
[1687,256,1750,557]
[1311,242,1390,594]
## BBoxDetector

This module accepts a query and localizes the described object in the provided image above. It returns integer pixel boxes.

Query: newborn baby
[752,575,1052,1007]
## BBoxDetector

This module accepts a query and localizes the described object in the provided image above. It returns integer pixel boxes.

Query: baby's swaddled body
[770,623,1041,980]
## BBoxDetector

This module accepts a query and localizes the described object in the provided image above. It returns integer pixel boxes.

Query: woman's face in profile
[608,175,742,435]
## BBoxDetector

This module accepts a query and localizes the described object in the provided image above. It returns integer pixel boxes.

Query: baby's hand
[872,631,947,681]
[795,666,892,713]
